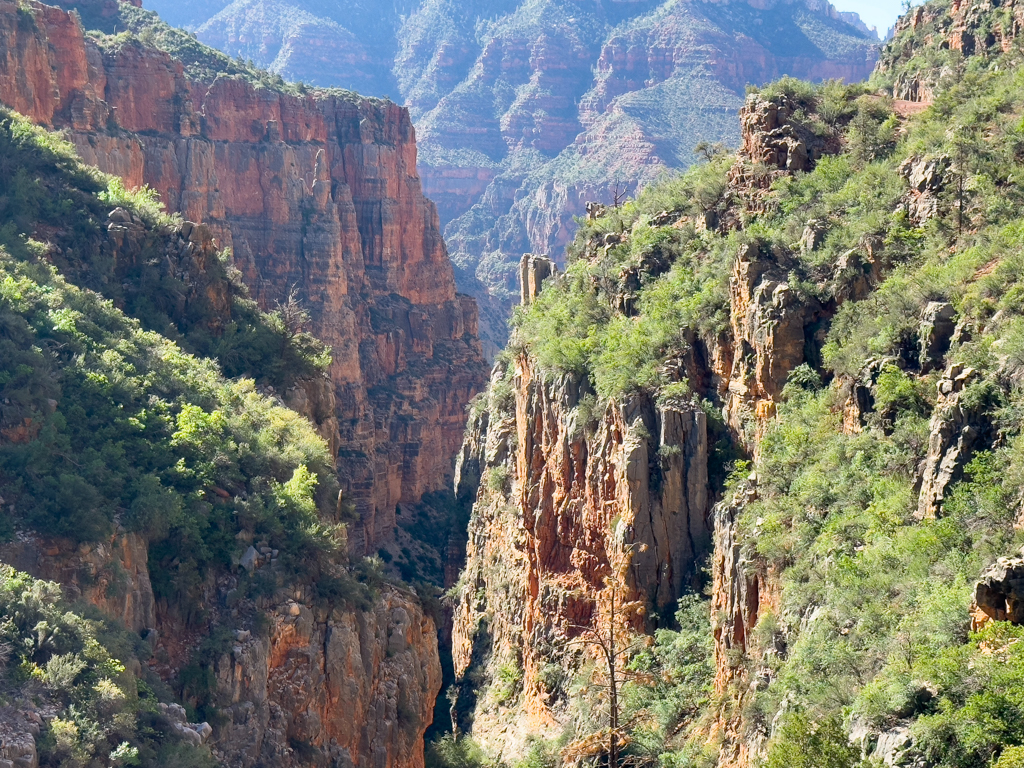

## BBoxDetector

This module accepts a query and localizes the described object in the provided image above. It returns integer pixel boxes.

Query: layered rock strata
[146,0,881,352]
[0,3,486,766]
[0,0,487,556]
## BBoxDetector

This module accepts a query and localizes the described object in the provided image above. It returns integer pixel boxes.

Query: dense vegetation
[0,565,216,768]
[0,109,353,607]
[470,0,1024,765]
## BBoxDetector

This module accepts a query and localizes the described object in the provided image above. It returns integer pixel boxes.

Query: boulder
[918,301,956,372]
[973,550,1024,628]
[900,155,950,192]
[239,546,259,573]
[800,219,827,252]
[917,364,986,519]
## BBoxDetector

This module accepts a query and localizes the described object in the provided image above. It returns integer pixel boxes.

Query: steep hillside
[143,0,880,353]
[0,105,442,768]
[448,0,1024,766]
[0,2,491,766]
[0,0,487,558]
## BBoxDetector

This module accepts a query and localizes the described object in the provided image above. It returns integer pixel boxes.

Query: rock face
[917,364,988,520]
[877,0,1024,103]
[451,354,710,754]
[0,529,440,768]
[0,708,38,768]
[518,253,557,306]
[972,549,1024,629]
[0,0,487,557]
[145,0,880,352]
[719,244,822,443]
[448,86,867,753]
[211,586,441,768]
[712,94,855,446]
[708,478,778,768]
[0,3,483,767]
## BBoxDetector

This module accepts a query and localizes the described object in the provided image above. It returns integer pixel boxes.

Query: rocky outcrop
[717,244,825,446]
[918,301,956,372]
[707,475,781,768]
[210,585,440,768]
[726,91,844,221]
[917,364,988,519]
[710,481,761,701]
[738,96,827,174]
[899,154,949,225]
[0,709,38,768]
[0,526,440,768]
[0,0,487,557]
[972,548,1024,630]
[451,355,710,755]
[518,254,557,306]
[877,0,1024,103]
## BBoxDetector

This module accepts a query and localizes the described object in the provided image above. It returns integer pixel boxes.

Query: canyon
[145,0,881,353]
[4,0,1024,766]
[0,1,487,766]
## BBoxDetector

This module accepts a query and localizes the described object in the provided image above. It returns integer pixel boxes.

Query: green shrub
[425,735,487,768]
[621,595,714,760]
[996,745,1024,768]
[97,177,164,222]
[873,364,927,417]
[765,711,862,768]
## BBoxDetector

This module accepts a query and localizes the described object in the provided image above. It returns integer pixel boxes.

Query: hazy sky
[839,0,907,36]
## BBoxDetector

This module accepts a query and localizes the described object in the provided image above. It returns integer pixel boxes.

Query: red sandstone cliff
[0,2,487,766]
[451,354,711,756]
[0,0,487,556]
[449,87,889,762]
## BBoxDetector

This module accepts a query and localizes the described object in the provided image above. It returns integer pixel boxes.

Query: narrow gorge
[5,0,1024,768]
[0,0,486,766]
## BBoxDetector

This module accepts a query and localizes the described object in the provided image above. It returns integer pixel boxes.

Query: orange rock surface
[0,0,487,555]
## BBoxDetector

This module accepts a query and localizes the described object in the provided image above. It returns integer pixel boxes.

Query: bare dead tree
[562,544,649,768]
[278,285,309,336]
[612,183,626,209]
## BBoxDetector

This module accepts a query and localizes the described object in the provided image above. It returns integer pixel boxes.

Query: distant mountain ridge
[146,0,880,354]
